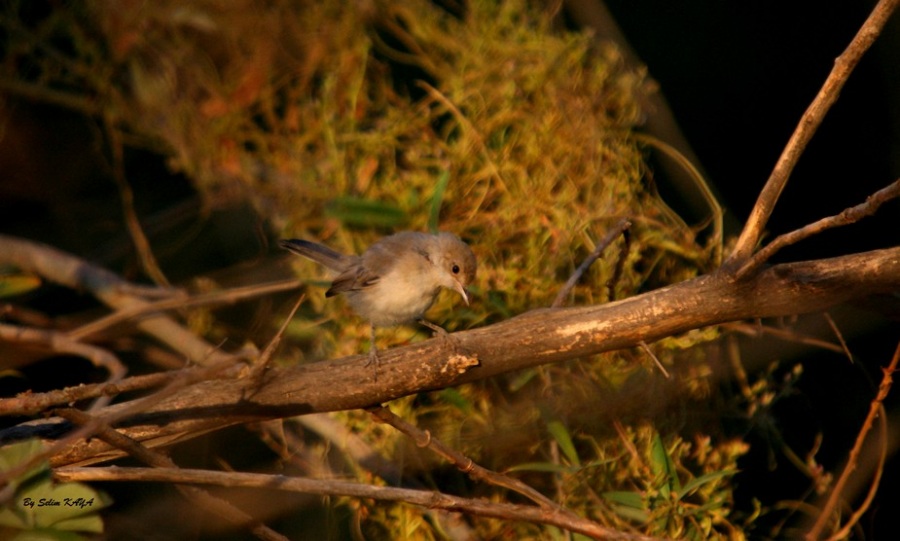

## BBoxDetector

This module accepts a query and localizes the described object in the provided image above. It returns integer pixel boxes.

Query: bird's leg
[365,323,380,378]
[417,318,465,355]
[418,318,448,338]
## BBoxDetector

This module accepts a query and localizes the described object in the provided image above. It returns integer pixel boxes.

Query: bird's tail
[279,239,351,271]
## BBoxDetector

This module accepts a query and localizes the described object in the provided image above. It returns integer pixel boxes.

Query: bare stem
[726,0,900,268]
[367,405,560,510]
[104,114,171,287]
[55,408,287,541]
[805,340,900,539]
[54,466,662,540]
[736,179,900,278]
[552,218,632,308]
[0,322,126,383]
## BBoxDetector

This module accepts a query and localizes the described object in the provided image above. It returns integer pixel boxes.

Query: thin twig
[0,356,243,493]
[720,322,846,355]
[0,355,247,417]
[612,421,649,478]
[638,341,670,379]
[0,322,126,410]
[250,293,305,379]
[54,466,662,540]
[112,282,184,299]
[366,405,562,511]
[253,416,480,539]
[736,179,900,278]
[55,408,287,541]
[822,312,853,363]
[805,340,900,540]
[104,114,171,287]
[0,78,102,116]
[552,219,632,308]
[68,279,302,340]
[824,404,888,541]
[0,233,232,365]
[726,0,900,267]
[634,133,723,266]
[608,225,631,302]
[726,335,754,403]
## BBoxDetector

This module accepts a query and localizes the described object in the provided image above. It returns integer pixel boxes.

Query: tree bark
[5,246,898,467]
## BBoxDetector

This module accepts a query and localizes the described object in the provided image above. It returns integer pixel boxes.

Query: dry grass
[1,1,746,538]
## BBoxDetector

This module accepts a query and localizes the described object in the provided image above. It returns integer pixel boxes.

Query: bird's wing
[326,265,380,296]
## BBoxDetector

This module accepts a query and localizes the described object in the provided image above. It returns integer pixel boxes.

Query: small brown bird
[280,231,476,365]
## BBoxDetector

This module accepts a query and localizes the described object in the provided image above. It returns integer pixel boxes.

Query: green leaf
[0,274,41,298]
[324,197,407,228]
[1,439,111,536]
[485,290,512,318]
[0,440,47,493]
[602,490,645,509]
[506,462,575,474]
[547,421,580,467]
[507,369,537,392]
[6,529,87,541]
[427,170,451,233]
[49,513,105,534]
[676,469,737,502]
[603,491,650,523]
[649,431,680,497]
[15,475,111,530]
[438,388,473,414]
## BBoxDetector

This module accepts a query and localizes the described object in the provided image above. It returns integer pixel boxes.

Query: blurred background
[2,1,899,538]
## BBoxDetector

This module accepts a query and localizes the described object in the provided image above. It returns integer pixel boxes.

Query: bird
[279,231,477,368]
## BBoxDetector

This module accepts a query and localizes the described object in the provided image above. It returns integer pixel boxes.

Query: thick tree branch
[4,246,898,467]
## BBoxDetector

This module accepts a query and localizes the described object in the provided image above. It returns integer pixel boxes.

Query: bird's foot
[363,347,381,381]
[418,319,468,355]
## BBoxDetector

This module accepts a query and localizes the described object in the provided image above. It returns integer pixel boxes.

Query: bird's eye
[452,264,460,274]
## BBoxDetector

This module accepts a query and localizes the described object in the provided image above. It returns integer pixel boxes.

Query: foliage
[1,0,750,538]
[0,440,112,540]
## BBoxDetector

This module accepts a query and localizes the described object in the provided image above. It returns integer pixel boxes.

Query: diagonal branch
[55,408,287,541]
[4,246,897,467]
[0,322,126,388]
[726,0,900,267]
[552,218,631,308]
[367,405,560,510]
[736,178,900,278]
[67,279,301,341]
[103,113,171,287]
[0,233,231,365]
[805,340,900,540]
[54,466,662,540]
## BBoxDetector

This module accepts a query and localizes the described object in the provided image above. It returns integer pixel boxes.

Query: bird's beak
[453,281,470,306]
